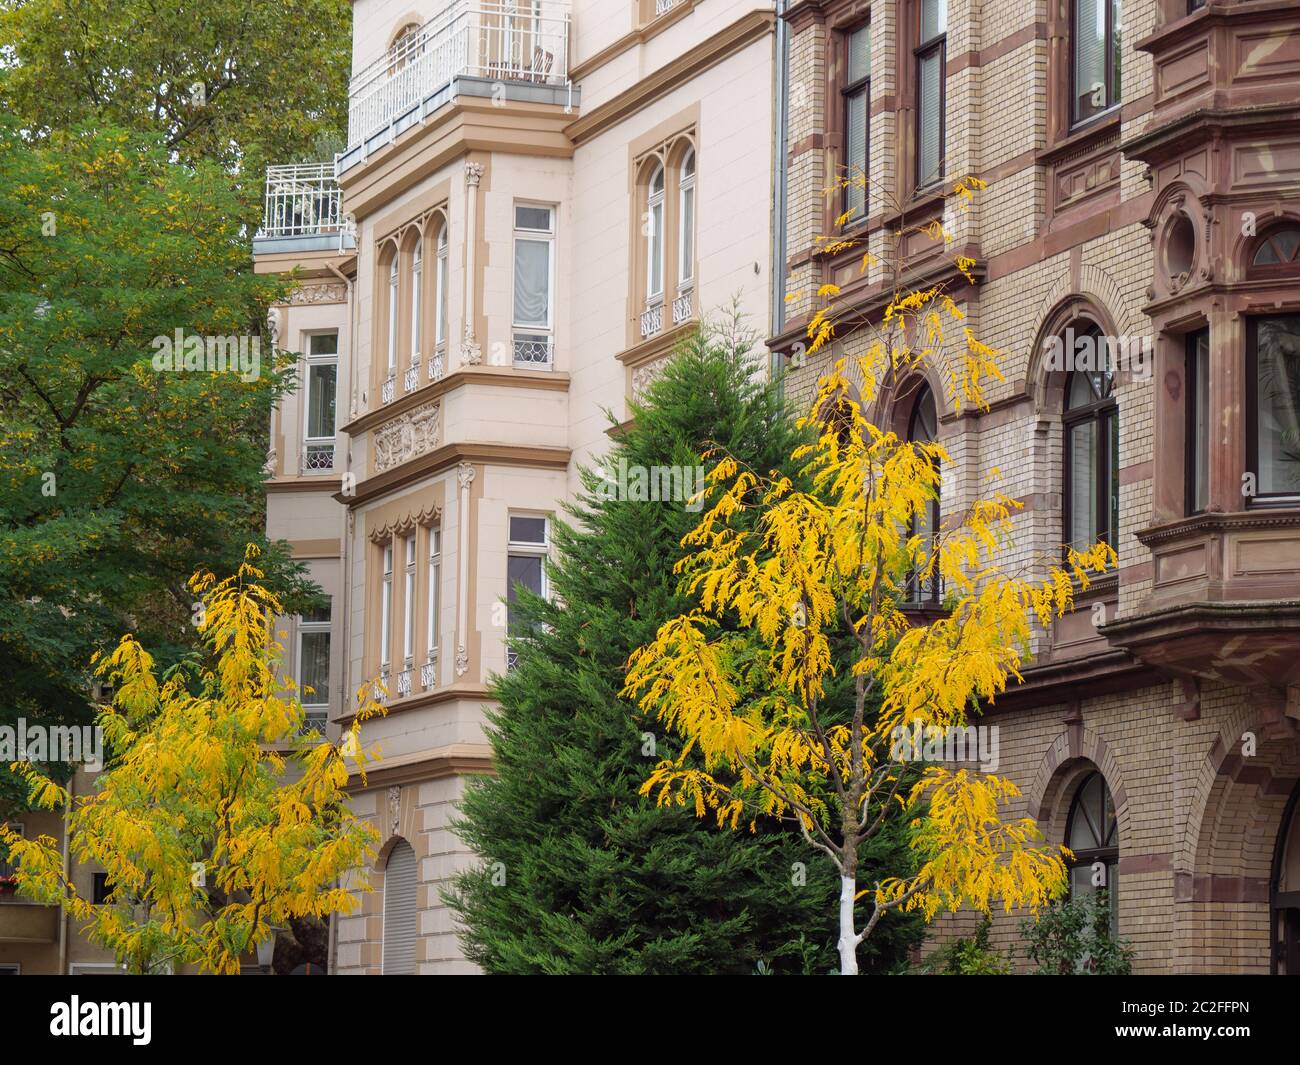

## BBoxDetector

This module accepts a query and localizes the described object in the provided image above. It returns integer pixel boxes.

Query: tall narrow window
[506,514,548,670]
[647,163,665,302]
[402,536,416,672]
[916,0,946,190]
[1066,771,1120,936]
[410,240,423,362]
[1073,0,1122,126]
[1186,330,1209,515]
[380,544,393,674]
[298,599,331,732]
[304,332,338,472]
[1064,336,1119,551]
[905,385,941,604]
[1248,314,1300,502]
[435,225,448,353]
[424,529,441,689]
[678,149,696,287]
[842,22,871,221]
[386,256,398,375]
[512,203,555,369]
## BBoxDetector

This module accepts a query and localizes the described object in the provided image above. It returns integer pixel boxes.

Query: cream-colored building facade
[257,0,782,973]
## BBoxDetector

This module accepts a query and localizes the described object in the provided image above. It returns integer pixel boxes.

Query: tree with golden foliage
[623,178,1116,974]
[0,547,384,974]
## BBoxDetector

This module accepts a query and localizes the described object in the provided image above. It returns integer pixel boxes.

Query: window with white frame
[647,163,665,303]
[513,204,555,369]
[678,149,696,288]
[380,544,393,681]
[304,332,338,472]
[298,600,331,730]
[435,225,448,357]
[506,514,548,670]
[424,528,441,688]
[402,536,416,677]
[386,256,399,376]
[411,240,423,364]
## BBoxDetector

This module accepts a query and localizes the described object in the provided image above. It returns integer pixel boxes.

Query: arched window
[1064,329,1118,551]
[905,384,940,604]
[678,148,696,287]
[410,239,423,362]
[1273,783,1300,974]
[1249,224,1300,276]
[435,223,448,355]
[386,254,399,376]
[381,839,417,974]
[647,162,665,302]
[1066,771,1119,928]
[388,23,424,74]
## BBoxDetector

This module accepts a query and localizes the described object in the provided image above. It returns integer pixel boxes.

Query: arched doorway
[1272,783,1300,974]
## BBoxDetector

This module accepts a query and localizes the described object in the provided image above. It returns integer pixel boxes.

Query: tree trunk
[837,874,859,975]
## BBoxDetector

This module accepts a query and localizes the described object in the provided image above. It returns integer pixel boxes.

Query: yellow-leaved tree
[623,177,1116,974]
[0,546,384,974]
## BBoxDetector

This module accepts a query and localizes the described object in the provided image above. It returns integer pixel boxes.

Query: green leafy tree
[1021,890,1134,975]
[445,323,923,974]
[0,0,351,219]
[0,120,316,803]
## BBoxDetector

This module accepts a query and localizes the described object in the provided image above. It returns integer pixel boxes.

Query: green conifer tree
[446,322,922,974]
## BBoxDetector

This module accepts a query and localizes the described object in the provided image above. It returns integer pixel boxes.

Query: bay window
[1248,314,1300,502]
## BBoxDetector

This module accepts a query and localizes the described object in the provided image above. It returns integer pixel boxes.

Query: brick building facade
[774,0,1300,973]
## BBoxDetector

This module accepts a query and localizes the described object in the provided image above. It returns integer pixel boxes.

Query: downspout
[325,257,354,978]
[770,0,790,396]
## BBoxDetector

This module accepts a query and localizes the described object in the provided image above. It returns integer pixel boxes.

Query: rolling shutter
[381,840,418,975]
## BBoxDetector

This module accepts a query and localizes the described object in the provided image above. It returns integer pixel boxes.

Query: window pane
[680,184,695,283]
[300,631,330,705]
[309,332,338,356]
[1255,315,1300,495]
[845,87,867,219]
[921,0,946,42]
[307,362,336,439]
[649,201,664,297]
[1106,411,1119,545]
[509,515,547,544]
[1074,0,1108,123]
[514,238,551,326]
[1069,420,1098,548]
[515,205,552,231]
[918,51,942,188]
[1190,332,1209,512]
[507,554,543,635]
[847,24,871,83]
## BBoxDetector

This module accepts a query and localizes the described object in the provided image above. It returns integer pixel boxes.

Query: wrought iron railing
[640,302,664,339]
[259,164,344,239]
[347,1,571,151]
[304,440,335,472]
[512,335,553,368]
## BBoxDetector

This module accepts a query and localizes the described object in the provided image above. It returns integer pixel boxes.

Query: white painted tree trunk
[837,874,859,975]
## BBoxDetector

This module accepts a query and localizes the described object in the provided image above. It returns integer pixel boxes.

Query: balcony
[340,1,573,174]
[0,898,58,943]
[254,164,355,255]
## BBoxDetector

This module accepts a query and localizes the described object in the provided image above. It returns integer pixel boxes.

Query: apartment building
[775,0,1300,972]
[256,0,781,973]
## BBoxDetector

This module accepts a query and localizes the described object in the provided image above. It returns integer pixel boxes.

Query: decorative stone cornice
[373,399,441,474]
[367,504,442,545]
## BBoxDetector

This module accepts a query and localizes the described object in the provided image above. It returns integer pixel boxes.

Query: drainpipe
[771,0,790,393]
[325,257,354,979]
[59,771,73,974]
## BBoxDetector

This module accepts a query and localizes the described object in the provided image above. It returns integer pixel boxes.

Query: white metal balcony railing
[347,1,571,152]
[303,440,335,472]
[640,302,664,339]
[512,334,553,369]
[404,360,421,394]
[259,163,345,239]
[421,653,437,690]
[300,709,329,735]
[381,375,396,405]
